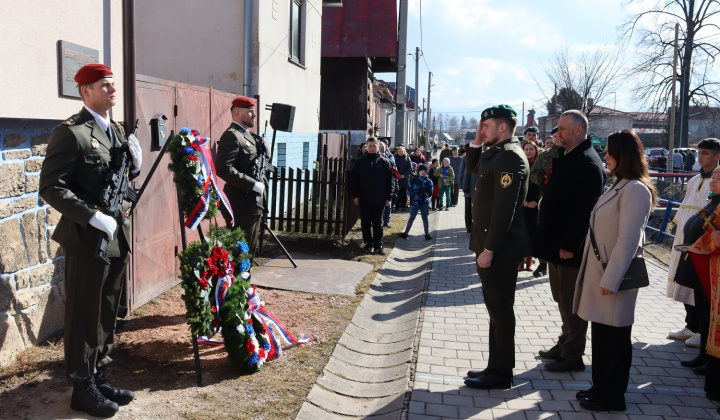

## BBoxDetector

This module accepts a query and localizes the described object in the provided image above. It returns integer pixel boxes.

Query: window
[289,0,303,64]
[302,142,310,170]
[277,143,287,168]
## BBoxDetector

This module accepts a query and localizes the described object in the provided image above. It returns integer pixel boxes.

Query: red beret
[232,96,255,108]
[74,64,113,85]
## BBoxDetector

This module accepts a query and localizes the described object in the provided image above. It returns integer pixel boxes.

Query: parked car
[675,147,701,172]
[646,148,668,168]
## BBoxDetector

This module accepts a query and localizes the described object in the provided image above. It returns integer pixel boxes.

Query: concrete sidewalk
[409,203,719,419]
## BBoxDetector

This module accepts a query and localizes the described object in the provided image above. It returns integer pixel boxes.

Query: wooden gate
[128,75,236,310]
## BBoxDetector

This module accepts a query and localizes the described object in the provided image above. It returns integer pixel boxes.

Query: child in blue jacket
[399,164,433,240]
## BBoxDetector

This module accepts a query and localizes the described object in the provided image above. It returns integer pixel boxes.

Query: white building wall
[136,0,245,94]
[0,0,125,120]
[255,0,322,134]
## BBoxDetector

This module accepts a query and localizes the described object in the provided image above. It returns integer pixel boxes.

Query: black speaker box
[270,103,295,132]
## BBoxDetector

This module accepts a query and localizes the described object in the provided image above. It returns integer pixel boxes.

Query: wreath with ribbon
[168,127,234,229]
[177,226,309,372]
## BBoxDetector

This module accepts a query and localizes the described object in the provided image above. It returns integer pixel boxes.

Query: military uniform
[39,107,135,383]
[215,121,267,254]
[466,134,531,380]
[529,144,561,196]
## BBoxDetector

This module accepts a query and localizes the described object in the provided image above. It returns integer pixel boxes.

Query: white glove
[127,134,142,171]
[89,212,117,241]
[253,181,265,195]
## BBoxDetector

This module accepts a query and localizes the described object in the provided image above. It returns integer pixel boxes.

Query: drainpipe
[121,0,136,311]
[244,0,254,97]
[123,0,136,129]
[386,105,394,137]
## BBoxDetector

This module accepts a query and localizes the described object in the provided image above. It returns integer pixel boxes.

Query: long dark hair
[606,129,657,204]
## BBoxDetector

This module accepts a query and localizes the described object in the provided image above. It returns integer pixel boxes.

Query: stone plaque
[58,40,99,98]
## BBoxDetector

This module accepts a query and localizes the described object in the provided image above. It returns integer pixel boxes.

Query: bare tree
[535,44,625,117]
[621,0,720,147]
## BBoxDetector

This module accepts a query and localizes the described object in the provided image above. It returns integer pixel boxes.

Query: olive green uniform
[215,122,267,254]
[39,107,136,384]
[466,137,530,377]
[529,144,561,195]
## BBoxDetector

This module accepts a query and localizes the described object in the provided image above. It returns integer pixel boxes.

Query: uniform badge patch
[91,138,99,149]
[500,172,513,188]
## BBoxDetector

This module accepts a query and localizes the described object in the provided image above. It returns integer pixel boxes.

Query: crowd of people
[349,105,720,413]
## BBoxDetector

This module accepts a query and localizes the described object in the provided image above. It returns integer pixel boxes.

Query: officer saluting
[39,64,141,417]
[216,97,267,255]
[463,105,531,390]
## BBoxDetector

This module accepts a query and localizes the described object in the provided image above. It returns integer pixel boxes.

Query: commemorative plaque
[58,40,99,98]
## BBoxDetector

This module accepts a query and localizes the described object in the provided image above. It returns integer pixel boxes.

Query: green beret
[517,136,525,141]
[551,126,558,134]
[481,104,517,121]
[524,126,539,134]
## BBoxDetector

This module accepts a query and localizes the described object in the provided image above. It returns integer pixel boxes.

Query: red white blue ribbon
[184,135,234,229]
[245,287,311,355]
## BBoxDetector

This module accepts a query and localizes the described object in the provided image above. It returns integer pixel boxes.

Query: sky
[375,0,673,124]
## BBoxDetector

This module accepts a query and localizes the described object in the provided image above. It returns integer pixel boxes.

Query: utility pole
[426,72,432,149]
[421,98,426,142]
[394,0,409,147]
[414,47,420,149]
[668,22,679,172]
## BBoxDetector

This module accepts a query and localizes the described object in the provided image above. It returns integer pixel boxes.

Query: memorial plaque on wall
[58,40,99,98]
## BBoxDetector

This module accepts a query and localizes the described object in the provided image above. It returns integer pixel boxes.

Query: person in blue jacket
[398,164,433,240]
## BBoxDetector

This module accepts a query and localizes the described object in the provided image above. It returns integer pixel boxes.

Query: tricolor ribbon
[184,135,234,229]
[245,287,310,358]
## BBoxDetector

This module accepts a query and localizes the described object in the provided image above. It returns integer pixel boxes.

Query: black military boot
[95,368,135,405]
[71,377,119,417]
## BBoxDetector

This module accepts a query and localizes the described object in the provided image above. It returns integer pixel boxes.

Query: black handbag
[589,227,649,290]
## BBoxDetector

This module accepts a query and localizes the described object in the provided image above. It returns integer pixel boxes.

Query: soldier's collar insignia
[500,172,513,188]
[91,138,100,149]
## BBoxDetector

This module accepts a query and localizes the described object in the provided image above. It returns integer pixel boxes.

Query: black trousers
[64,242,129,383]
[360,203,384,247]
[591,322,632,406]
[396,186,408,209]
[549,263,587,360]
[464,197,472,232]
[695,282,711,357]
[686,303,699,332]
[477,261,518,377]
[707,355,720,397]
[451,184,460,206]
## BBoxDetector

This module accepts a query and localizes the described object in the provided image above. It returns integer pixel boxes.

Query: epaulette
[62,113,83,126]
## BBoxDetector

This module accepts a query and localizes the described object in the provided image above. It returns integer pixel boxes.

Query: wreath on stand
[169,128,308,373]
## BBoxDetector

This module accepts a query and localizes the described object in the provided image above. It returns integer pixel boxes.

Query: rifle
[95,119,140,265]
[251,121,276,209]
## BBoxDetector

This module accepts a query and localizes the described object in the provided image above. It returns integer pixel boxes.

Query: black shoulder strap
[588,226,604,265]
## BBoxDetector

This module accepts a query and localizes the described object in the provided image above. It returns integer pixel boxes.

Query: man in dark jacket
[449,146,464,206]
[464,105,530,390]
[349,137,393,254]
[535,110,606,372]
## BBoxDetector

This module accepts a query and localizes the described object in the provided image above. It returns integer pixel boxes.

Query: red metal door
[130,76,179,309]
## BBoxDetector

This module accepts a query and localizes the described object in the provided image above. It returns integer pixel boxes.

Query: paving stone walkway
[299,200,720,419]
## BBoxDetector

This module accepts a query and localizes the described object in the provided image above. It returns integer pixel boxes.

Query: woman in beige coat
[573,129,656,412]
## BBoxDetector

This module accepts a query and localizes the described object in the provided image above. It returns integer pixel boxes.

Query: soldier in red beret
[215,96,268,255]
[39,63,140,417]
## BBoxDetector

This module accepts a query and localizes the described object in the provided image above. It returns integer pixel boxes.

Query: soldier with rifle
[39,64,142,417]
[216,96,269,255]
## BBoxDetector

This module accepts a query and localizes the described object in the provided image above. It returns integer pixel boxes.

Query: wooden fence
[268,157,357,237]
